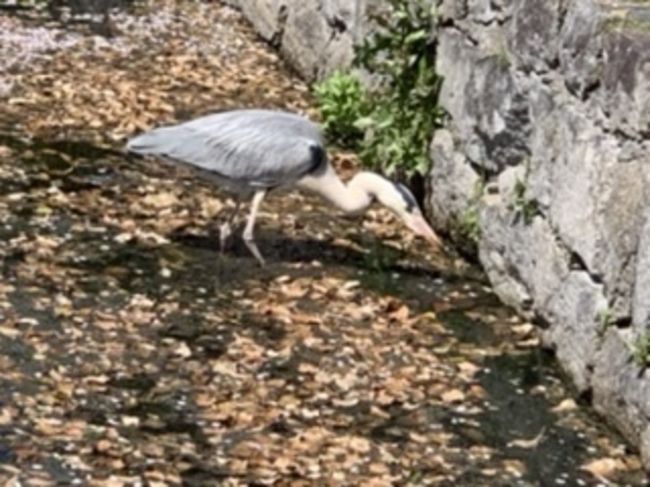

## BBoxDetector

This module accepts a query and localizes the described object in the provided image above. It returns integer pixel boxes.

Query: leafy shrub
[314,71,368,148]
[315,0,445,177]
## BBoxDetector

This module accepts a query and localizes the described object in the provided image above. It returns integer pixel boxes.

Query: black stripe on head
[394,182,417,213]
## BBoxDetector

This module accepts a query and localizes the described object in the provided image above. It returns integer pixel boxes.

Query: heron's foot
[219,222,232,253]
[243,234,266,267]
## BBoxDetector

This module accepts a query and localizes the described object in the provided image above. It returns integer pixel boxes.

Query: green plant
[632,332,650,368]
[495,44,511,68]
[457,205,481,244]
[315,0,445,177]
[355,0,445,177]
[465,179,486,241]
[314,71,369,147]
[512,178,540,225]
[597,308,615,337]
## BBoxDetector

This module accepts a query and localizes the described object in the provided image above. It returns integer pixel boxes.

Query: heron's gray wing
[126,110,327,188]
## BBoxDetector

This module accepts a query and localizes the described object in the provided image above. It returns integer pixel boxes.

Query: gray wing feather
[126,109,326,188]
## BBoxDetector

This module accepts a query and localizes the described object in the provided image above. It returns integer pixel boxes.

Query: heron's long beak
[405,212,442,248]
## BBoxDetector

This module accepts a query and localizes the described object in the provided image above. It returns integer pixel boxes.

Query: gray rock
[225,0,282,40]
[643,425,650,472]
[434,0,650,466]
[599,8,650,138]
[436,29,480,162]
[226,0,373,81]
[558,0,603,99]
[533,106,648,319]
[592,329,650,450]
[427,129,481,231]
[439,0,468,21]
[507,0,559,74]
[466,0,502,25]
[281,0,354,80]
[479,165,569,317]
[437,29,531,171]
[542,272,607,392]
[632,206,650,333]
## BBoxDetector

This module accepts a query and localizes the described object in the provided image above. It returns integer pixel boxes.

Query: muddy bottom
[0,1,647,485]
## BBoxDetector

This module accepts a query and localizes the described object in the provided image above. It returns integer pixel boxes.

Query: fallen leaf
[552,398,577,413]
[507,428,546,449]
[581,457,626,478]
[173,342,192,358]
[348,436,371,454]
[441,388,465,404]
[95,439,112,453]
[0,408,13,425]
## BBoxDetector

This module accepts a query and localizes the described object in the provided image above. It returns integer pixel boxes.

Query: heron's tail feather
[125,127,179,155]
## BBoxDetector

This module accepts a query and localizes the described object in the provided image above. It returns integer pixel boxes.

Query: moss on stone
[604,14,650,34]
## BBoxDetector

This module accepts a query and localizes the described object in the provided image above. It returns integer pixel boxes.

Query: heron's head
[375,180,442,248]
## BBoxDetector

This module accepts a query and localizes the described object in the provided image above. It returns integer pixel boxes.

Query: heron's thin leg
[243,190,266,266]
[219,198,241,253]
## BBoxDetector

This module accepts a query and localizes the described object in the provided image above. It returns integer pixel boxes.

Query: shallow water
[0,1,647,484]
[0,136,644,484]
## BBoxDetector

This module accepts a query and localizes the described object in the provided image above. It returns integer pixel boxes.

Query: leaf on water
[121,416,140,427]
[298,363,319,375]
[441,388,465,404]
[114,232,134,244]
[95,439,112,453]
[34,417,62,436]
[0,408,13,425]
[348,436,371,454]
[512,323,535,336]
[84,375,110,385]
[199,196,224,218]
[332,396,359,408]
[408,431,429,444]
[143,191,179,209]
[0,326,20,339]
[507,427,546,449]
[502,459,527,477]
[369,462,389,475]
[389,304,410,322]
[581,457,627,478]
[173,342,192,358]
[0,145,12,158]
[468,384,487,400]
[457,361,480,378]
[552,398,577,413]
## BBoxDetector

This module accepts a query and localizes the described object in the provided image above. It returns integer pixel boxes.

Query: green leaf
[405,29,428,44]
[353,116,375,130]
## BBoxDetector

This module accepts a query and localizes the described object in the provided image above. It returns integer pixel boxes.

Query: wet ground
[0,1,648,485]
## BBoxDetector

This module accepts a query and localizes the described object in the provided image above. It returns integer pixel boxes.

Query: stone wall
[224,0,382,81]
[430,0,650,467]
[229,0,650,467]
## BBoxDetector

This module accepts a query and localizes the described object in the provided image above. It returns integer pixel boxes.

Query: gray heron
[126,109,441,265]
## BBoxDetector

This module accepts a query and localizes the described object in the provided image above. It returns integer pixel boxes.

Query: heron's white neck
[297,167,389,215]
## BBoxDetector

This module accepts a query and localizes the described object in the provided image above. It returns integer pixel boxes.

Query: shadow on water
[439,310,612,485]
[438,310,500,346]
[162,228,614,483]
[476,353,589,483]
[0,132,132,194]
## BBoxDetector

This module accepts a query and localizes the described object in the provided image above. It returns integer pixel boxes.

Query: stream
[0,1,647,485]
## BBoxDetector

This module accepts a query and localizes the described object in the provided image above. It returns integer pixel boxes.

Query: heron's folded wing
[126,123,324,188]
